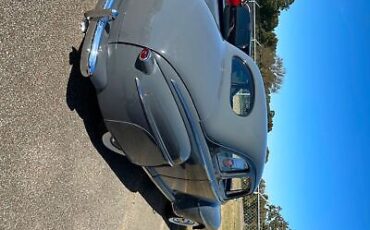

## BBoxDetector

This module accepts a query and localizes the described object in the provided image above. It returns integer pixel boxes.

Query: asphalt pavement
[0,1,177,229]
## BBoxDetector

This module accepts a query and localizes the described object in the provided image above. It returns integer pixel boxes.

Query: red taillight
[137,47,154,74]
[139,48,151,61]
[226,0,241,6]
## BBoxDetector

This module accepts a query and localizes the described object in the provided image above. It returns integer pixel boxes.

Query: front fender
[199,204,221,230]
[173,195,221,230]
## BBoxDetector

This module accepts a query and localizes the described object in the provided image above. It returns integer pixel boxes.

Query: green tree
[269,56,286,93]
[268,110,275,132]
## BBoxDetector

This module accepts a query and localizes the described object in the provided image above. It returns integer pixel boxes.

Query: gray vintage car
[79,0,267,229]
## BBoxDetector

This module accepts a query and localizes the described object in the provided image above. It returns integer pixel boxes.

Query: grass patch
[220,198,244,230]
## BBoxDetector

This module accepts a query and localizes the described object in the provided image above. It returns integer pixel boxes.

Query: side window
[230,57,254,116]
[223,177,251,197]
[212,146,252,199]
[217,152,249,173]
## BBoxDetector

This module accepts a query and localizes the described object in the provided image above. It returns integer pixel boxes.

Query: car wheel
[168,217,197,227]
[101,132,125,156]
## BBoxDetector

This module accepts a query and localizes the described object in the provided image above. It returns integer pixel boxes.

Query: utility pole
[257,185,261,230]
[247,0,261,61]
[254,184,270,230]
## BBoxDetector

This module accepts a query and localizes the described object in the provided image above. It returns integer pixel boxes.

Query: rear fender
[96,44,191,166]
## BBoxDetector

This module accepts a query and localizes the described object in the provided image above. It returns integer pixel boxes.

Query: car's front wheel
[101,132,125,156]
[168,217,199,228]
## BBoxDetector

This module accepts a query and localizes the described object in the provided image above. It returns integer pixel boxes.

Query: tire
[101,132,126,156]
[168,217,197,227]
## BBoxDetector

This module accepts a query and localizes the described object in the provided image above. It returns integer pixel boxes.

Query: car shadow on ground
[66,46,185,230]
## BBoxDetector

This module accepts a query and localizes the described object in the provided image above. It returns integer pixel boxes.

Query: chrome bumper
[80,0,118,77]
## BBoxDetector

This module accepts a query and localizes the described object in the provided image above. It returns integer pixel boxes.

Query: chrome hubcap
[169,217,195,226]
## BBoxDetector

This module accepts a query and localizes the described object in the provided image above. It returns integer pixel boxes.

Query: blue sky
[264,0,370,229]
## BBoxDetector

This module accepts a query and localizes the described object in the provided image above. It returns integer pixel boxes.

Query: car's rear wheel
[102,132,125,156]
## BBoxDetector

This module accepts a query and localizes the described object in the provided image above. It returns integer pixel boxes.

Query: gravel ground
[0,1,175,229]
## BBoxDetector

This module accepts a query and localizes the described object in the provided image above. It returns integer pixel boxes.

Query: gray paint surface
[204,0,221,28]
[108,0,267,184]
[111,0,225,121]
[78,0,268,228]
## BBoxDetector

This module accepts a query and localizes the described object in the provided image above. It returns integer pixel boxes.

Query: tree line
[256,0,294,132]
[242,0,295,229]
